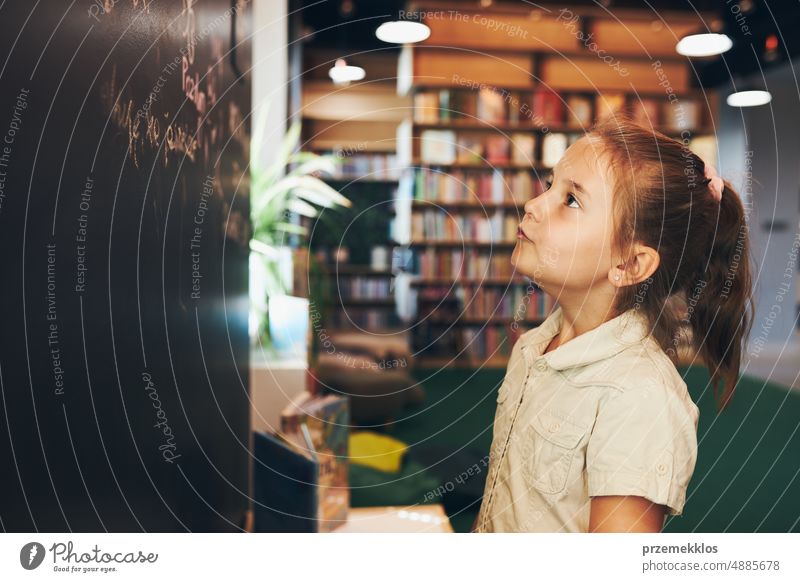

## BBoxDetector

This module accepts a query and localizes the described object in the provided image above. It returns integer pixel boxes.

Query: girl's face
[512,136,618,294]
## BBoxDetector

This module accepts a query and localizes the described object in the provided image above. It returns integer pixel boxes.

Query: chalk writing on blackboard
[98,1,248,168]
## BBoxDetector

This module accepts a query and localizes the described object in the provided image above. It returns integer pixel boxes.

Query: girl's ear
[609,244,660,287]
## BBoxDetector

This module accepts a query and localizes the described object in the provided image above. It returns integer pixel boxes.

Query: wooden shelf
[327,298,395,307]
[415,356,512,369]
[411,158,548,171]
[322,265,395,276]
[414,120,555,132]
[409,240,517,248]
[327,326,407,335]
[412,277,529,286]
[413,121,715,138]
[411,200,523,210]
[321,176,400,184]
[409,85,709,100]
[426,316,542,325]
[417,296,460,302]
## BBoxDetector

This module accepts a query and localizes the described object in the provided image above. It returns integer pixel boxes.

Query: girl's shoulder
[565,335,696,410]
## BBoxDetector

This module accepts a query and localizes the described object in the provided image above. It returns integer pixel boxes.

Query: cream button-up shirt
[476,305,700,533]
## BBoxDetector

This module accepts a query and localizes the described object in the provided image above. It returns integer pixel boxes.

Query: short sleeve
[586,383,699,516]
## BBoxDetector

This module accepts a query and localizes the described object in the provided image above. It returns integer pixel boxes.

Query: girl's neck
[544,334,560,354]
[554,295,620,349]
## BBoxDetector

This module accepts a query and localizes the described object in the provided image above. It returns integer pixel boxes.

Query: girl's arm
[589,496,666,533]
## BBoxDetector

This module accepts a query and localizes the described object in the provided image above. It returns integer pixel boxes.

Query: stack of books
[253,392,350,533]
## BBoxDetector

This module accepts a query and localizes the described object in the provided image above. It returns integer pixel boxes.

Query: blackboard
[0,0,252,532]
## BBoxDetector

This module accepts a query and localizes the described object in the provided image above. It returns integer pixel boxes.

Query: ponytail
[588,118,756,412]
[688,180,755,411]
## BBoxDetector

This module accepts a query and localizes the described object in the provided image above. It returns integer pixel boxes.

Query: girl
[474,117,754,533]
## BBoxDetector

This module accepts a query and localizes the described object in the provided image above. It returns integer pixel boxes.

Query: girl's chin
[510,256,538,279]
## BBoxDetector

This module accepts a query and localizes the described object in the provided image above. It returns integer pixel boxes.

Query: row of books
[415,88,565,126]
[419,129,715,170]
[321,152,401,180]
[417,285,554,321]
[417,249,518,279]
[413,168,540,205]
[427,131,538,165]
[414,88,706,131]
[411,209,519,242]
[459,285,545,320]
[334,277,392,299]
[420,129,577,167]
[461,325,517,361]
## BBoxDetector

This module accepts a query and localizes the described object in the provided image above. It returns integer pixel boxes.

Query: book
[253,430,322,532]
[510,133,535,165]
[507,91,522,125]
[688,135,718,167]
[439,89,451,121]
[595,93,626,122]
[631,97,660,127]
[491,169,505,203]
[452,90,477,121]
[414,91,440,123]
[485,135,510,164]
[280,392,350,533]
[420,129,456,164]
[566,94,593,128]
[456,133,484,164]
[664,98,700,131]
[541,132,568,168]
[413,168,528,204]
[509,171,534,205]
[477,87,507,124]
[533,90,563,126]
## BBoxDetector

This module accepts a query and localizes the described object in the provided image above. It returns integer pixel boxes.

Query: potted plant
[250,118,351,361]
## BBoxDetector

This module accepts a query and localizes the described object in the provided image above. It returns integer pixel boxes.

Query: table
[332,505,454,533]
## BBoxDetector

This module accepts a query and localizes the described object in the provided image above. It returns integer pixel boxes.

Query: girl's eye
[565,192,580,209]
[544,179,552,190]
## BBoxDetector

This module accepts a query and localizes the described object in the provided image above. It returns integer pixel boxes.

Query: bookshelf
[297,47,414,340]
[395,9,718,368]
[302,147,404,334]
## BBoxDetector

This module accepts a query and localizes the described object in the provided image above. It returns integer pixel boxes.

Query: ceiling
[297,0,799,87]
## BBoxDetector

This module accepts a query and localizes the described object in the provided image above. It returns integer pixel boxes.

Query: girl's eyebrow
[554,175,589,199]
[547,168,590,199]
[567,179,589,198]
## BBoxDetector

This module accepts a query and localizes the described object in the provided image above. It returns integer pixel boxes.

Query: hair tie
[704,163,724,203]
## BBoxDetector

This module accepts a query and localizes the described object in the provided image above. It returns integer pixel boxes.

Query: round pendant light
[726,90,772,107]
[328,58,365,84]
[676,33,733,57]
[375,20,431,44]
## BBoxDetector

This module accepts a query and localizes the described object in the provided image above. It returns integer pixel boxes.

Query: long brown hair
[588,117,755,411]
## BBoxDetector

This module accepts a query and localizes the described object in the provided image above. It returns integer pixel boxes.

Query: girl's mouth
[517,226,534,243]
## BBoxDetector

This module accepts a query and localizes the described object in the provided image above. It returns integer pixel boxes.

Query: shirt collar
[519,305,651,371]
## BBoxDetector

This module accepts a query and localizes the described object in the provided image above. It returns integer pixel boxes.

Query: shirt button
[535,360,548,372]
[548,421,561,433]
[656,463,667,475]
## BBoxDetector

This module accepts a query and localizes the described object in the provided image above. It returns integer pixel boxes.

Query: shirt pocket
[523,411,588,495]
[496,379,512,404]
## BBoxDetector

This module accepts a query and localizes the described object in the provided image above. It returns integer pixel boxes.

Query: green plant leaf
[288,198,319,218]
[276,221,308,236]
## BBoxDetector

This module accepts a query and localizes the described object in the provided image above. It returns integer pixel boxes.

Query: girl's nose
[523,193,543,223]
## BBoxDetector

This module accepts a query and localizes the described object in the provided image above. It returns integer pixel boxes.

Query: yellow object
[349,431,408,473]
